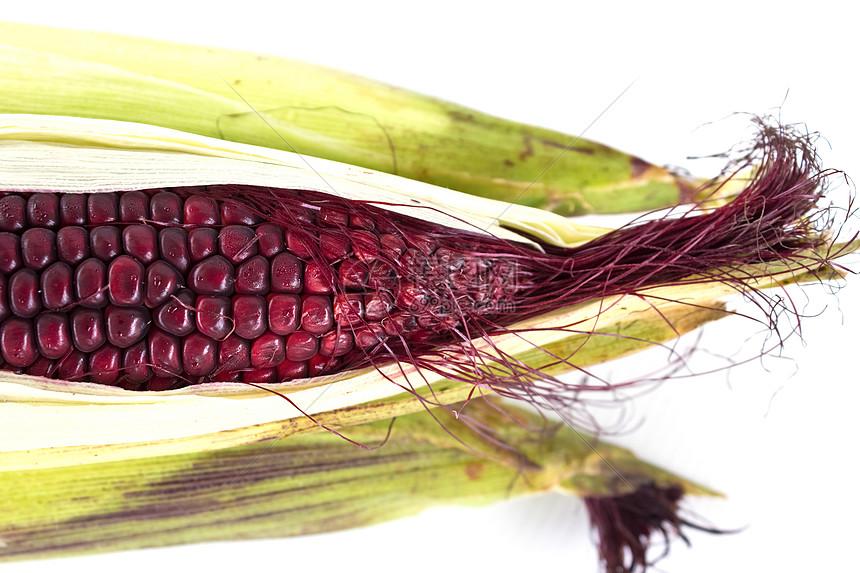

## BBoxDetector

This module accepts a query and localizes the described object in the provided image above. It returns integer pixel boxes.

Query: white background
[3,2,859,572]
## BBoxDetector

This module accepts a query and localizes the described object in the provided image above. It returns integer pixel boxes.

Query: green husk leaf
[0,21,698,216]
[0,398,714,562]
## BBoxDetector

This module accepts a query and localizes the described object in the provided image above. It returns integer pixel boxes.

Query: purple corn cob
[0,187,517,391]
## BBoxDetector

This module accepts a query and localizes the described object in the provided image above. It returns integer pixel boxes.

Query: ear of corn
[0,397,715,562]
[0,114,849,459]
[0,21,699,216]
[0,116,848,447]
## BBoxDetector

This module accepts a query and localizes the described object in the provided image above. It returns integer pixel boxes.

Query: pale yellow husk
[0,115,609,247]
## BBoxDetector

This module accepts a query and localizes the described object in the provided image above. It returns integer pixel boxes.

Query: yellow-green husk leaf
[0,399,714,562]
[0,21,696,216]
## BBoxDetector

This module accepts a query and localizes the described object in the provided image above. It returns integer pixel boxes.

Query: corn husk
[0,397,716,562]
[0,21,698,216]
